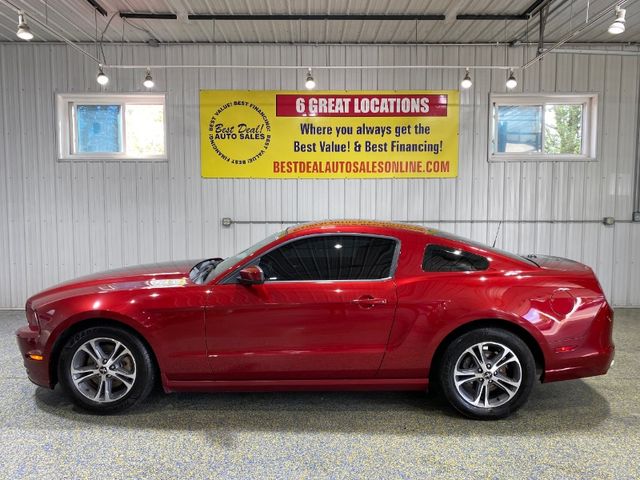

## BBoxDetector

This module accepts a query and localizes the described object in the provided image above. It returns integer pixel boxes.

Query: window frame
[422,243,490,274]
[489,93,598,162]
[221,233,401,284]
[56,93,167,161]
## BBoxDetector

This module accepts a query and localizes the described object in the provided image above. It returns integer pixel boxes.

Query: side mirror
[238,265,265,285]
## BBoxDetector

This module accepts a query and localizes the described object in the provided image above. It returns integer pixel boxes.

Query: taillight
[590,268,611,305]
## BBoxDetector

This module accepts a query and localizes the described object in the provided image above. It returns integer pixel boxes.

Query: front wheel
[438,328,536,420]
[58,326,155,413]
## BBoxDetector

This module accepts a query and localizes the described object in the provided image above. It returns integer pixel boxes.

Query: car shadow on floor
[34,378,610,439]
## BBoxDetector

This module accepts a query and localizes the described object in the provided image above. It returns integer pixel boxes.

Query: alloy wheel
[70,337,137,403]
[453,341,522,408]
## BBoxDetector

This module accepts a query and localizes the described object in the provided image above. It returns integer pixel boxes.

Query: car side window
[259,235,397,281]
[422,244,489,272]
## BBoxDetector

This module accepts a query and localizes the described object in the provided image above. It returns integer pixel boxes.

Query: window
[258,235,397,281]
[423,245,489,273]
[57,94,166,160]
[433,231,535,266]
[490,94,597,161]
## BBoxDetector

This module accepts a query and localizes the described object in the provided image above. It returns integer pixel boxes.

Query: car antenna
[492,221,502,248]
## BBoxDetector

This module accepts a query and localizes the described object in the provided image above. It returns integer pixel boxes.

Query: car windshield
[200,230,284,283]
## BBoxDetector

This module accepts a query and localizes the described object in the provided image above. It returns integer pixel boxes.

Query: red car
[16,220,614,419]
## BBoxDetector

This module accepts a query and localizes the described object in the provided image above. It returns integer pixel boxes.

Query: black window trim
[220,233,401,285]
[421,243,490,273]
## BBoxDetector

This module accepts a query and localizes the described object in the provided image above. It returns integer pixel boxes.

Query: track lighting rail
[119,13,447,21]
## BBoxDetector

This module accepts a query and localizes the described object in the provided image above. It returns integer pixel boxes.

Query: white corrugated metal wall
[0,43,638,308]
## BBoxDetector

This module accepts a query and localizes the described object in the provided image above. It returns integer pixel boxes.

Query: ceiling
[0,0,638,44]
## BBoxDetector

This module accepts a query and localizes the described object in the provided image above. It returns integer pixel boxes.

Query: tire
[58,326,155,414]
[438,328,536,420]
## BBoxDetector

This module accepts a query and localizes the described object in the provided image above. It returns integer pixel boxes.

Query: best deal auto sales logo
[207,100,272,165]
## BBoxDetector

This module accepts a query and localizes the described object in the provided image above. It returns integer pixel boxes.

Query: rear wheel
[438,328,536,419]
[58,326,155,413]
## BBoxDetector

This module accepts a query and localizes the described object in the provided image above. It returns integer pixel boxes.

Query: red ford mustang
[16,220,614,419]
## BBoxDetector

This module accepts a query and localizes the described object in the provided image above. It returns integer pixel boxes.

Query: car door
[205,234,399,380]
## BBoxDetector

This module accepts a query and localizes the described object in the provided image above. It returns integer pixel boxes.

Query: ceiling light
[96,66,109,86]
[304,68,316,90]
[608,6,626,34]
[143,69,154,88]
[506,69,517,89]
[16,13,33,41]
[460,68,472,89]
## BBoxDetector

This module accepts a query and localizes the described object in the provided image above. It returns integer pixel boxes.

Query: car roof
[286,219,438,236]
[284,220,534,269]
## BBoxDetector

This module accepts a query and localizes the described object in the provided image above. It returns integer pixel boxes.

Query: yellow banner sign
[200,90,459,178]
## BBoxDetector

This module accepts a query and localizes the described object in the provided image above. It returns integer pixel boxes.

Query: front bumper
[16,326,52,388]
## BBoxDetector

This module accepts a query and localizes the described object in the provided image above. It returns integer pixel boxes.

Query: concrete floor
[0,310,638,479]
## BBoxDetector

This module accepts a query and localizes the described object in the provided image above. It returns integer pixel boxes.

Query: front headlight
[25,304,40,332]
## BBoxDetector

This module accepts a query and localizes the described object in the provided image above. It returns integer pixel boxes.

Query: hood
[27,260,199,308]
[56,260,197,285]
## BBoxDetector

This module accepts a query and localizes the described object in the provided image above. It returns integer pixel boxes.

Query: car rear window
[423,244,489,272]
[432,230,535,266]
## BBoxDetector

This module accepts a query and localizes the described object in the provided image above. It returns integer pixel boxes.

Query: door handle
[352,296,387,306]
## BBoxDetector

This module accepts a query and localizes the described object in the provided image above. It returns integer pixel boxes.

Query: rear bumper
[543,303,615,383]
[544,344,614,382]
[16,326,52,388]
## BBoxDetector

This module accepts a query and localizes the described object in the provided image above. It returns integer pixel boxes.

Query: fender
[44,308,167,383]
[422,308,550,373]
[425,308,550,363]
